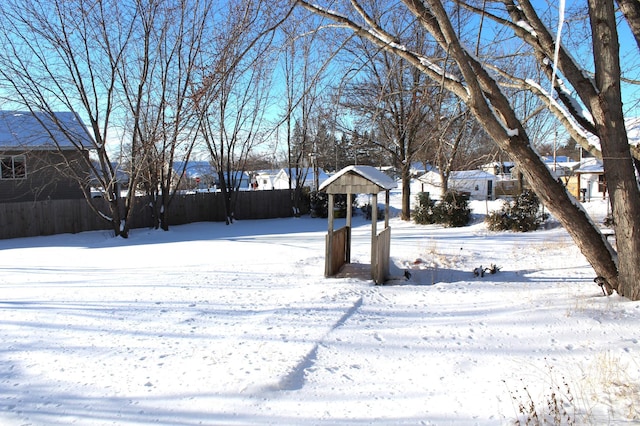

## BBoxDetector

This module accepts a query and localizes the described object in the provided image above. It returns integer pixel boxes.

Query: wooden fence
[0,189,303,240]
[373,227,391,284]
[325,225,350,277]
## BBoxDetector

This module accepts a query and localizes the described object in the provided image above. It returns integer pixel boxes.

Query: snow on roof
[173,160,216,179]
[279,167,330,181]
[575,157,603,173]
[319,165,397,192]
[418,169,495,184]
[450,170,495,180]
[0,110,95,150]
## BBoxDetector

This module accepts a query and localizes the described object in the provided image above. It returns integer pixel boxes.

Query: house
[272,167,330,191]
[171,161,253,192]
[574,157,606,201]
[414,169,496,200]
[480,161,516,178]
[172,160,217,191]
[250,169,280,190]
[0,110,94,202]
[409,161,435,177]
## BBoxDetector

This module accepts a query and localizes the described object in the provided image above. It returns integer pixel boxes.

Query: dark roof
[0,110,95,150]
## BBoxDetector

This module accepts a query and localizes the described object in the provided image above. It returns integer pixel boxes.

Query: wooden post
[346,191,352,264]
[371,192,378,278]
[385,190,390,229]
[346,191,352,228]
[328,193,335,234]
[325,193,335,277]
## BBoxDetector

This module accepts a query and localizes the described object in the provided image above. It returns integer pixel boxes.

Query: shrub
[486,190,547,232]
[309,191,327,218]
[310,192,354,218]
[412,192,437,224]
[413,190,471,227]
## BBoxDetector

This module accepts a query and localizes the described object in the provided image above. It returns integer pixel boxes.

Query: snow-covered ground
[1,193,638,425]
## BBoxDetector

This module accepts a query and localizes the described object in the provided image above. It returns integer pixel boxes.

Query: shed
[319,165,397,284]
[416,169,495,200]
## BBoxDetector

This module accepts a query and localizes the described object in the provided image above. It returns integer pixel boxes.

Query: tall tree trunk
[589,0,640,299]
[401,162,411,220]
[617,0,640,50]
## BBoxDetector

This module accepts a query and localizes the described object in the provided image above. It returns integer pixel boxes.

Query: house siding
[0,149,89,202]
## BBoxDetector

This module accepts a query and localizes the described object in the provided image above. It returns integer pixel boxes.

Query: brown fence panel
[325,226,349,277]
[0,189,302,240]
[373,227,391,284]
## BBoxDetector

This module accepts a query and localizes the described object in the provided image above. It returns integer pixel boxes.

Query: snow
[515,20,537,38]
[0,110,94,149]
[319,165,397,192]
[1,192,639,425]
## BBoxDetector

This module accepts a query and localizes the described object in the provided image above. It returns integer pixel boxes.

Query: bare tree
[123,0,210,231]
[339,20,435,220]
[296,0,640,300]
[277,9,347,215]
[0,0,138,237]
[194,0,291,224]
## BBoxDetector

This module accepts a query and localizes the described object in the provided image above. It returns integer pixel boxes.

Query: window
[0,156,27,180]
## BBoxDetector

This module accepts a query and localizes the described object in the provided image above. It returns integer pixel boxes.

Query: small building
[0,110,94,202]
[250,169,280,190]
[575,158,606,201]
[172,160,217,191]
[273,167,330,191]
[320,165,397,284]
[415,169,496,200]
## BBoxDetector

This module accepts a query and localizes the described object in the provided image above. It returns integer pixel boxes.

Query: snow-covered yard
[1,195,638,425]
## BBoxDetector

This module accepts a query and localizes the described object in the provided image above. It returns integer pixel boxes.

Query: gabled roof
[0,110,95,150]
[418,169,495,184]
[173,160,216,179]
[449,170,495,180]
[277,167,330,181]
[575,158,604,173]
[319,165,397,194]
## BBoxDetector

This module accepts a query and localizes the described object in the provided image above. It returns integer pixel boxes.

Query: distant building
[272,167,330,191]
[415,169,496,200]
[0,110,94,202]
[574,158,606,201]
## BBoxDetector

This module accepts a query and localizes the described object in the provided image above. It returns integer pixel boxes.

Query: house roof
[575,158,604,173]
[0,110,95,150]
[418,170,496,186]
[419,169,494,183]
[449,170,495,180]
[277,167,330,182]
[319,165,397,194]
[173,160,216,179]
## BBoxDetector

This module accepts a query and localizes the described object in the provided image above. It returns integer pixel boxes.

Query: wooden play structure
[318,165,397,284]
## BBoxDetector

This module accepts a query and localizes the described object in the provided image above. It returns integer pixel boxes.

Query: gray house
[0,111,94,202]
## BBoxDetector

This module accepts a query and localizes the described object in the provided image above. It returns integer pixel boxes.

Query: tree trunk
[296,0,629,297]
[479,116,619,293]
[589,0,640,299]
[617,0,640,50]
[401,162,411,220]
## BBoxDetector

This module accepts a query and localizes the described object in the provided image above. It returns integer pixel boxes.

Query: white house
[272,167,330,191]
[414,169,496,200]
[251,169,280,190]
[575,157,605,201]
